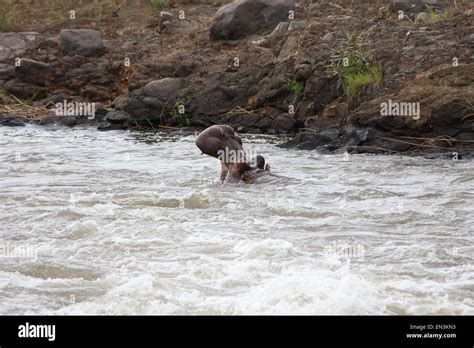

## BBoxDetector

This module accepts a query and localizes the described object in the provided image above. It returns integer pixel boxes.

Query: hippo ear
[219,126,225,137]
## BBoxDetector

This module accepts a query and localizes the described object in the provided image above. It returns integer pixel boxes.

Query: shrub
[170,97,190,126]
[285,79,305,100]
[150,0,166,10]
[330,30,382,101]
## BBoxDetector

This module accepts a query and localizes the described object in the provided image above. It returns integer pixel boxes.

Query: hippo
[195,125,271,183]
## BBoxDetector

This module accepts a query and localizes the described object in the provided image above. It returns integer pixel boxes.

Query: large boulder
[210,0,294,40]
[391,0,439,12]
[113,78,183,125]
[59,29,106,57]
[0,32,41,63]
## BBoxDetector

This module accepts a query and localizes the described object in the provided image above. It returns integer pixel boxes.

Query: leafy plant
[330,30,382,101]
[170,97,190,126]
[285,79,305,100]
[150,0,166,10]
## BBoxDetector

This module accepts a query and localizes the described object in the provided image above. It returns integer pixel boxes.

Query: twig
[10,95,36,109]
[376,136,474,151]
[299,128,321,133]
[235,106,253,115]
[157,125,181,130]
[347,145,400,153]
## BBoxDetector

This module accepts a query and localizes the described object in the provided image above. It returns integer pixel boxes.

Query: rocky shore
[0,0,473,155]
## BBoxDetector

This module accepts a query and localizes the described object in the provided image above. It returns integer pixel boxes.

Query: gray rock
[321,32,335,42]
[294,64,313,81]
[271,114,295,133]
[210,0,294,40]
[105,110,131,123]
[15,58,52,86]
[113,78,183,125]
[94,103,109,118]
[391,0,438,13]
[0,32,41,63]
[4,79,46,99]
[0,64,14,80]
[142,78,183,101]
[0,34,25,62]
[277,31,301,62]
[240,113,262,127]
[19,32,41,42]
[40,115,77,127]
[279,131,334,150]
[160,11,173,22]
[280,125,370,151]
[1,34,27,50]
[0,46,12,64]
[59,29,106,57]
[0,114,26,127]
[270,22,289,40]
[97,121,128,131]
[288,20,306,32]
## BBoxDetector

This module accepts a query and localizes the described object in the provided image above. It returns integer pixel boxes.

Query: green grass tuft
[150,0,166,10]
[416,6,449,24]
[344,64,382,101]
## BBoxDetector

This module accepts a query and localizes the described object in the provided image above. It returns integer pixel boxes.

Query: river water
[0,125,472,315]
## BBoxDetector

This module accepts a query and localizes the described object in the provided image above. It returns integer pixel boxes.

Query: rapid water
[0,125,472,315]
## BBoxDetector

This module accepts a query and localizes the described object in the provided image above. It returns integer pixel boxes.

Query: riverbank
[0,0,473,155]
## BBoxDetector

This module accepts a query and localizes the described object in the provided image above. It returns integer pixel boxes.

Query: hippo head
[195,125,245,163]
[196,125,271,183]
